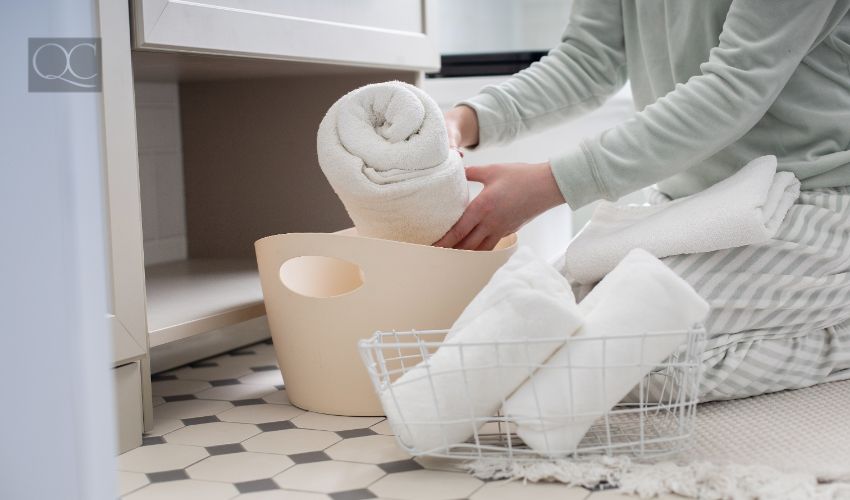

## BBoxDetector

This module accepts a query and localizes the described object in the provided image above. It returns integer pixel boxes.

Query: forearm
[459,0,627,147]
[552,0,841,209]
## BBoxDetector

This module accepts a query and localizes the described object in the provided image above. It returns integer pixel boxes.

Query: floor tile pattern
[118,338,659,499]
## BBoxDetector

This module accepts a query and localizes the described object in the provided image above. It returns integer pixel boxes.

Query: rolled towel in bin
[317,81,468,245]
[504,248,710,455]
[380,247,583,453]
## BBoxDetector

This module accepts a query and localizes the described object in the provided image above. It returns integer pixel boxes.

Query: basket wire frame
[358,327,706,461]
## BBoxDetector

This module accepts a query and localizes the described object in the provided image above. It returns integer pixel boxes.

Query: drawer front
[133,0,439,71]
[189,0,423,34]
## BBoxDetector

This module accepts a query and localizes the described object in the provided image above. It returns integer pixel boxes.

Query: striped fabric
[657,187,850,401]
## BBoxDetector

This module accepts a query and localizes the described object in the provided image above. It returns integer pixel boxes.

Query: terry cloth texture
[506,248,708,455]
[317,81,468,245]
[381,247,583,453]
[561,155,801,285]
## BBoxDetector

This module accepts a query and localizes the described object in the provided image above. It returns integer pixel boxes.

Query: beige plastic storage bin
[255,228,518,416]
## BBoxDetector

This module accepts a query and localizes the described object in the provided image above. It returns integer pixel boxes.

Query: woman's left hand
[434,161,566,251]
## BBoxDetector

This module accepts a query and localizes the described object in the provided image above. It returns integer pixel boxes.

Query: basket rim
[357,325,706,350]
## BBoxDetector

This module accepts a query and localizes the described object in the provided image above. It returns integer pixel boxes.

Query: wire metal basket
[359,327,705,461]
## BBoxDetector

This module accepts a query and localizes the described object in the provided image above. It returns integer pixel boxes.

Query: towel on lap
[381,247,583,453]
[562,155,801,284]
[317,81,468,245]
[505,248,710,455]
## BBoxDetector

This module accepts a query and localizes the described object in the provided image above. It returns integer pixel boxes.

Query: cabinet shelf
[145,258,266,347]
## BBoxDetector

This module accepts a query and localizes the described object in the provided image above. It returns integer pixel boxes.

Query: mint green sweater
[461,0,850,209]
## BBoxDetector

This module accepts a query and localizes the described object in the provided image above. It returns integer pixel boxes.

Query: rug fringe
[465,457,850,500]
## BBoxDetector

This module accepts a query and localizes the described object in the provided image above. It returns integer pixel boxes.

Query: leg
[698,319,850,401]
[662,188,850,401]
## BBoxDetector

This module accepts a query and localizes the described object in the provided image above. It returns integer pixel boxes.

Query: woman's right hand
[444,105,480,150]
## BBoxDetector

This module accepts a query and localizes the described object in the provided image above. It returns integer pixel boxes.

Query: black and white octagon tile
[120,336,618,499]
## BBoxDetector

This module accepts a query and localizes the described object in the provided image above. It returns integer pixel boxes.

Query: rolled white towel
[317,81,468,245]
[504,248,709,455]
[380,247,583,453]
[561,155,801,285]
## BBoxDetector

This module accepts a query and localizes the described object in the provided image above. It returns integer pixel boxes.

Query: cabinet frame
[99,0,154,431]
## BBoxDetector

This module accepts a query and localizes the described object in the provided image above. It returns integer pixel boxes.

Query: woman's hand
[444,105,480,149]
[435,162,566,251]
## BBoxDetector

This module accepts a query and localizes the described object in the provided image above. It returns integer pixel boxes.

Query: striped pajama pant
[656,187,850,402]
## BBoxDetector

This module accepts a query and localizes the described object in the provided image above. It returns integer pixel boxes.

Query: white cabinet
[132,0,439,71]
[98,0,438,449]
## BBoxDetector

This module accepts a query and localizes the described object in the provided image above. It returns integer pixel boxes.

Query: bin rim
[254,229,518,253]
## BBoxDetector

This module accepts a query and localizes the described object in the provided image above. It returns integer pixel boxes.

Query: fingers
[464,165,489,183]
[433,203,484,248]
[452,223,503,251]
[435,189,500,250]
[433,166,498,249]
[455,224,489,251]
[475,235,502,251]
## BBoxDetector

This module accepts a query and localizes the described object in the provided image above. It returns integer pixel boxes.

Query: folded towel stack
[317,81,468,245]
[381,247,583,453]
[561,155,800,284]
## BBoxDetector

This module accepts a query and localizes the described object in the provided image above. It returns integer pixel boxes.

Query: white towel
[561,155,801,285]
[505,248,709,455]
[381,247,583,453]
[317,81,468,245]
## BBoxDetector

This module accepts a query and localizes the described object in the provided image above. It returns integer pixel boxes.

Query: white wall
[135,81,188,265]
[432,0,573,54]
[0,1,116,500]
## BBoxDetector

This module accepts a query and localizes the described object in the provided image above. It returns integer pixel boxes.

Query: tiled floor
[118,340,678,500]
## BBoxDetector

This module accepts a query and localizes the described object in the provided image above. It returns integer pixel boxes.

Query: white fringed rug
[468,379,850,499]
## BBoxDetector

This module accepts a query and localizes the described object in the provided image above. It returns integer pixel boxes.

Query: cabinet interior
[133,50,418,349]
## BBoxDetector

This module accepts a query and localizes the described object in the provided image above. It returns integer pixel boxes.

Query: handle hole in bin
[279,256,364,298]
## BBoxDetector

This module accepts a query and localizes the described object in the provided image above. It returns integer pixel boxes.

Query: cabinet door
[132,0,440,71]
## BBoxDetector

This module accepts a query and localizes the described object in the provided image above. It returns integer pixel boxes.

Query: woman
[437,0,850,401]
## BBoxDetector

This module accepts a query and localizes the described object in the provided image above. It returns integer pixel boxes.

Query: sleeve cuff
[549,142,610,210]
[456,91,513,148]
